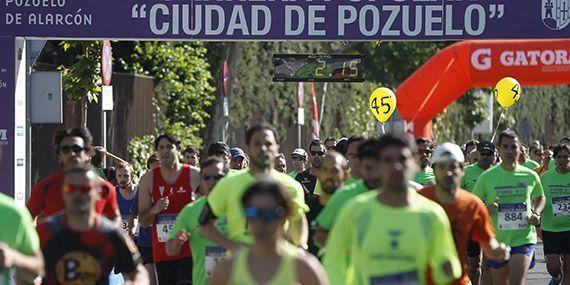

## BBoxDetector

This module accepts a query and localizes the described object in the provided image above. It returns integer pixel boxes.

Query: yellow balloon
[369,87,397,123]
[494,77,522,108]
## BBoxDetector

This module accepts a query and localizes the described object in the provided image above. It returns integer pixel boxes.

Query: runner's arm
[531,194,545,214]
[0,244,44,281]
[138,171,161,227]
[199,207,243,251]
[189,166,200,193]
[210,257,233,285]
[123,263,150,285]
[481,238,510,261]
[286,212,309,247]
[297,253,330,285]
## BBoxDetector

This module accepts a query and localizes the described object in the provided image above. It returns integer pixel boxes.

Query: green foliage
[127,135,155,178]
[122,42,216,172]
[58,41,102,102]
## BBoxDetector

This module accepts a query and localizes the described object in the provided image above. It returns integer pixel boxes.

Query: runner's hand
[152,197,169,214]
[487,197,499,215]
[493,243,510,262]
[528,212,540,226]
[174,230,189,246]
[0,242,16,268]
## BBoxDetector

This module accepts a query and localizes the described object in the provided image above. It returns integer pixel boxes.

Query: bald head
[322,151,348,170]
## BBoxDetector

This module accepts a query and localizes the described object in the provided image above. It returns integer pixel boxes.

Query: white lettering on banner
[128,3,506,37]
[25,11,92,26]
[5,0,65,7]
[472,48,570,70]
[471,48,492,71]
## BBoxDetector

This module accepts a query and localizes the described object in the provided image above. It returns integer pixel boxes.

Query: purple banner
[0,0,568,40]
[0,36,14,198]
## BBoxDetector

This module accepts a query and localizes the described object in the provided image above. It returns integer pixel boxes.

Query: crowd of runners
[1,123,569,285]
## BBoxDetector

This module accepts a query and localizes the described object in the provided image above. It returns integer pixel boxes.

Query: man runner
[166,157,228,285]
[27,127,120,224]
[343,135,366,187]
[324,134,461,285]
[539,143,570,285]
[289,148,308,179]
[414,137,436,186]
[199,123,309,250]
[314,139,381,248]
[460,140,497,285]
[419,143,510,285]
[139,134,200,285]
[37,164,147,285]
[473,130,545,285]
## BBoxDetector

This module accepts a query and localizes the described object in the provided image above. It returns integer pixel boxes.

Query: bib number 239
[553,196,570,217]
[498,203,528,230]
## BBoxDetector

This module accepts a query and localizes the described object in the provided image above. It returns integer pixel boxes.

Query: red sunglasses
[63,184,95,194]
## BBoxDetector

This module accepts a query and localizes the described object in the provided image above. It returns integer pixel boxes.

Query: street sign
[102,85,113,111]
[101,40,112,86]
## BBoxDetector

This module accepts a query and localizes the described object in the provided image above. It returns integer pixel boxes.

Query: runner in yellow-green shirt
[211,179,328,285]
[539,143,570,285]
[324,134,461,285]
[414,137,436,186]
[473,130,545,285]
[166,157,229,285]
[199,123,309,250]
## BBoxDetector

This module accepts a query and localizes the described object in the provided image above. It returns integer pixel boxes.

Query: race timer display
[273,54,364,82]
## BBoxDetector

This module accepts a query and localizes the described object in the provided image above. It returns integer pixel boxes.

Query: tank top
[229,243,301,285]
[116,185,139,240]
[151,164,194,262]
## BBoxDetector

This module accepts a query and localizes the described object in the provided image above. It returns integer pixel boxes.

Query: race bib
[156,214,177,242]
[120,218,130,233]
[552,196,570,217]
[205,247,227,278]
[370,270,418,285]
[498,203,528,230]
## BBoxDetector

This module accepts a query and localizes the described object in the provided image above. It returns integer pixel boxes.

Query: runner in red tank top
[139,134,200,285]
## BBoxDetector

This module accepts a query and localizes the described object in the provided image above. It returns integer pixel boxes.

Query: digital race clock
[273,54,364,82]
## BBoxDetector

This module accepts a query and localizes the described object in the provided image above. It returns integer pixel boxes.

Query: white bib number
[205,247,227,278]
[498,203,528,230]
[156,214,177,242]
[553,197,570,217]
[370,270,418,285]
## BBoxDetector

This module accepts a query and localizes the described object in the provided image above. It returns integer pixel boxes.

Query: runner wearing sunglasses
[27,127,120,224]
[36,164,148,285]
[166,157,229,285]
[211,179,328,285]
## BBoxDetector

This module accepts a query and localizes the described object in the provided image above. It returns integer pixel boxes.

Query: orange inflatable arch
[396,39,570,139]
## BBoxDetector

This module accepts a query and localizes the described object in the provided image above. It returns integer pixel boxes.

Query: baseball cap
[291,148,308,158]
[432,143,465,164]
[230,147,246,159]
[477,141,496,153]
[208,141,230,157]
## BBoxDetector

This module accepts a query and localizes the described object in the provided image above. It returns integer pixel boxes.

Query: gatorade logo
[471,48,570,71]
[0,129,7,145]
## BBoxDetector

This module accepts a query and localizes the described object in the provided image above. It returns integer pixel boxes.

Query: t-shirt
[170,197,228,285]
[472,165,544,247]
[540,168,570,232]
[414,166,436,186]
[460,164,491,193]
[316,180,371,230]
[419,186,495,285]
[288,171,298,179]
[323,190,461,285]
[37,213,141,285]
[295,170,318,202]
[0,193,39,285]
[521,159,541,170]
[207,169,308,244]
[27,171,119,221]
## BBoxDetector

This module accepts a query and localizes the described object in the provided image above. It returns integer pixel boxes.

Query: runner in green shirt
[414,137,436,186]
[289,148,308,179]
[323,134,461,285]
[315,139,381,248]
[200,123,309,250]
[461,141,497,192]
[166,157,228,285]
[539,143,570,285]
[0,193,44,285]
[519,144,541,170]
[473,130,545,285]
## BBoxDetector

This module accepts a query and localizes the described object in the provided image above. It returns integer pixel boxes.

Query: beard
[119,181,132,189]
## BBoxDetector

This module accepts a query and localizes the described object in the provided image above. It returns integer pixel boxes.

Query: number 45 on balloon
[369,87,397,123]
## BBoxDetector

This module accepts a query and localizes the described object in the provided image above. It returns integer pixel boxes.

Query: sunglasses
[59,145,85,154]
[310,150,325,156]
[64,184,94,194]
[291,156,306,161]
[244,207,285,222]
[202,173,225,181]
[480,151,494,156]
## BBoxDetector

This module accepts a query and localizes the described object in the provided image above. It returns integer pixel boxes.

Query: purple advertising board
[0,0,568,40]
[0,37,14,198]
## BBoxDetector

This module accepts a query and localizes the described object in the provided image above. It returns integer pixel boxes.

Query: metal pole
[102,110,107,168]
[297,123,301,148]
